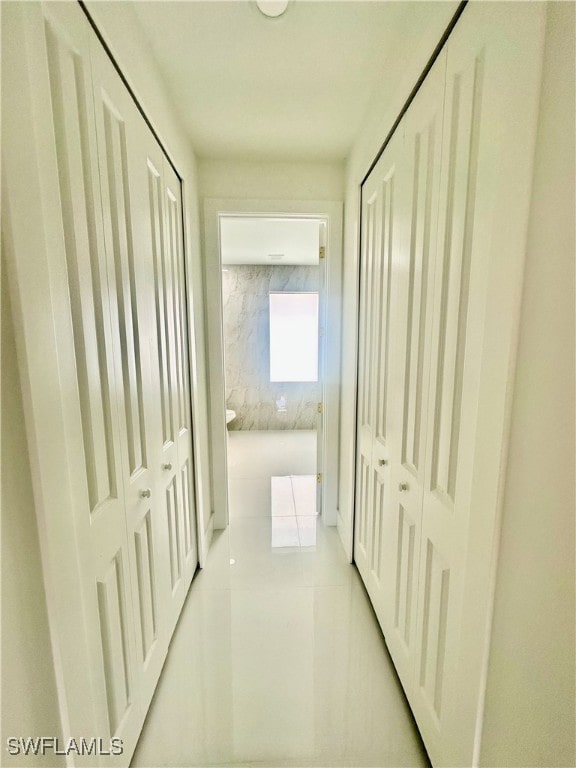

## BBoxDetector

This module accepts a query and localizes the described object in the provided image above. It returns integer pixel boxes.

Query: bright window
[269,292,319,382]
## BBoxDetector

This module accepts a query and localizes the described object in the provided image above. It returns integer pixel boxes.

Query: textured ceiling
[129,1,457,161]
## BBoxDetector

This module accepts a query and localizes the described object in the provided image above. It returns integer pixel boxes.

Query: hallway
[132,431,429,767]
[2,3,574,767]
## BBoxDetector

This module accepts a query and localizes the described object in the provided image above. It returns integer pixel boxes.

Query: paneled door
[160,157,199,616]
[409,32,488,762]
[411,6,545,764]
[354,49,445,688]
[89,28,198,721]
[353,126,403,628]
[90,32,168,727]
[380,51,445,689]
[3,1,200,764]
[354,3,545,765]
[39,3,144,756]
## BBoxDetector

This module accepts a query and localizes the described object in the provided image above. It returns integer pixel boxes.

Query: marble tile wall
[222,265,320,430]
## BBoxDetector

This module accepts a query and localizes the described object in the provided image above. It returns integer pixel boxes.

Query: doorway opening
[220,215,325,544]
[203,198,342,542]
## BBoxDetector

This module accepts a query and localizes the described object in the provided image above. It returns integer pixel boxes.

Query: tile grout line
[289,474,302,547]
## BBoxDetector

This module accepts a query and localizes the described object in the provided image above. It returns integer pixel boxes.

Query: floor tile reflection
[271,473,317,548]
[132,431,429,767]
[270,514,300,547]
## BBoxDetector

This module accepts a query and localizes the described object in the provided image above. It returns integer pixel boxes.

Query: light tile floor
[270,475,317,547]
[132,431,429,768]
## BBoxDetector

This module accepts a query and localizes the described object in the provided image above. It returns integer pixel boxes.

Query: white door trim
[203,198,343,529]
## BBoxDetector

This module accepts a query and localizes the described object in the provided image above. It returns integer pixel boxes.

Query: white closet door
[354,48,445,690]
[161,159,198,611]
[412,5,545,765]
[355,140,382,575]
[163,158,198,584]
[4,2,200,763]
[382,52,446,687]
[90,26,198,698]
[145,148,181,617]
[354,128,403,625]
[89,29,174,731]
[412,36,486,761]
[355,4,545,765]
[37,4,144,756]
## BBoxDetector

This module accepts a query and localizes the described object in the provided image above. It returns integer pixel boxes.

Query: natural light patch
[269,292,319,382]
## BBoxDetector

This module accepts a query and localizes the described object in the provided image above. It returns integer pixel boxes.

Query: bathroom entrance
[203,198,342,542]
[220,215,324,542]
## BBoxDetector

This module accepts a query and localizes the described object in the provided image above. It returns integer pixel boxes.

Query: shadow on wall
[222,264,319,430]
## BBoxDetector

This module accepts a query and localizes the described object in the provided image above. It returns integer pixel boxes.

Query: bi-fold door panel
[355,4,546,765]
[354,176,381,578]
[90,37,171,718]
[354,185,378,567]
[162,162,198,582]
[354,52,445,688]
[413,8,546,763]
[354,175,379,570]
[150,157,198,623]
[412,40,484,758]
[126,124,198,635]
[146,151,192,605]
[90,30,198,714]
[11,3,197,765]
[383,51,446,688]
[146,153,185,608]
[39,4,140,752]
[354,129,403,631]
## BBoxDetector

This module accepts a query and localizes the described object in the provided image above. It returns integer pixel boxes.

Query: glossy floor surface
[132,431,429,767]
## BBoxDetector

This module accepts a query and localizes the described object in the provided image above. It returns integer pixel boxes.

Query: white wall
[338,1,460,557]
[198,159,344,202]
[1,255,64,767]
[84,1,213,548]
[479,4,576,765]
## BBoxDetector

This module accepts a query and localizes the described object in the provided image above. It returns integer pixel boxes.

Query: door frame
[203,198,343,532]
